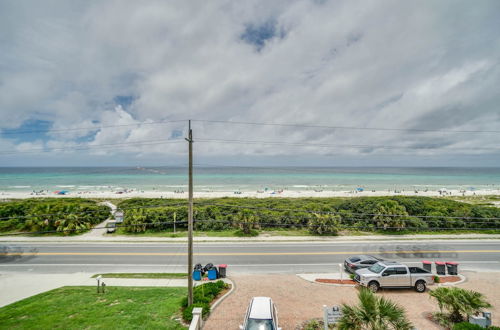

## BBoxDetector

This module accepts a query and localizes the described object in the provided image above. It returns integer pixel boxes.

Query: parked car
[354,261,434,293]
[344,255,384,273]
[106,220,116,233]
[239,297,281,330]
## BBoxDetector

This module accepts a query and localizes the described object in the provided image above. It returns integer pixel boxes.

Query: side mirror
[239,326,244,330]
[382,273,389,276]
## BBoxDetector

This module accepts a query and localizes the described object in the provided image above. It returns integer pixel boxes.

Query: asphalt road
[1,240,500,274]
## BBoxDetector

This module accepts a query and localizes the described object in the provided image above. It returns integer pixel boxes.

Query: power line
[1,218,497,237]
[193,218,500,231]
[193,202,500,221]
[192,119,500,134]
[0,201,189,221]
[0,119,188,135]
[3,118,499,137]
[2,200,499,222]
[0,139,184,155]
[195,138,500,151]
[0,220,188,237]
[191,209,500,225]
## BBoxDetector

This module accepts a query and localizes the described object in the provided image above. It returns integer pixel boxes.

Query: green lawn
[0,286,187,330]
[92,273,187,279]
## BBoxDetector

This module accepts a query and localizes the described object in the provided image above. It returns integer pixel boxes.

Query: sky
[0,0,499,167]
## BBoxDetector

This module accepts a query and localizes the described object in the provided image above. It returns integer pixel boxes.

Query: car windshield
[367,263,385,273]
[246,318,274,330]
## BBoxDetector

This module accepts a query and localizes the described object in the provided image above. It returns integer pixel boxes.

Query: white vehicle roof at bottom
[249,297,273,319]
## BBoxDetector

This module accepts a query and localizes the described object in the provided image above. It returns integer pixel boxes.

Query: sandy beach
[1,188,499,200]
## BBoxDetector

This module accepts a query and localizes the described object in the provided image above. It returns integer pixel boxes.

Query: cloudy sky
[1,0,499,167]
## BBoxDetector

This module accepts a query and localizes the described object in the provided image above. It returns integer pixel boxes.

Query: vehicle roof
[379,261,404,267]
[350,255,378,260]
[248,297,273,319]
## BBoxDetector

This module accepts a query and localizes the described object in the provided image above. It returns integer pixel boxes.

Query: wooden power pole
[186,120,194,306]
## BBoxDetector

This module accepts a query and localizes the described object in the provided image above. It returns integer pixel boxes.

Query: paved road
[1,240,500,274]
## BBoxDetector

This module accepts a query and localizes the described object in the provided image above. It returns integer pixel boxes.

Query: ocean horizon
[0,166,499,193]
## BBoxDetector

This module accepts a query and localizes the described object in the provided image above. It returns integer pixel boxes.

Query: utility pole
[186,120,194,306]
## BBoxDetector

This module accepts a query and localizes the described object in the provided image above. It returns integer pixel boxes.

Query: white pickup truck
[354,261,434,293]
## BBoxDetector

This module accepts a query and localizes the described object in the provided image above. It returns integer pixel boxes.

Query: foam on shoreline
[1,189,499,200]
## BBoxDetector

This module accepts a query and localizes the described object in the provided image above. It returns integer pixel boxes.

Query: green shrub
[0,199,109,234]
[234,229,259,237]
[430,287,492,324]
[434,275,440,283]
[452,322,484,330]
[304,319,321,330]
[182,303,210,322]
[308,214,340,235]
[116,196,500,234]
[181,280,227,322]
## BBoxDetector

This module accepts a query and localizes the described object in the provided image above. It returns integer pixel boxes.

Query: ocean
[0,167,499,193]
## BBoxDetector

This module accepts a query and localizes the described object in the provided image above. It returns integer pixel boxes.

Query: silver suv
[354,261,434,293]
[239,297,281,330]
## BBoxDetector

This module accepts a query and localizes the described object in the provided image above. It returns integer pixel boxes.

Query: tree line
[0,198,110,234]
[118,196,500,234]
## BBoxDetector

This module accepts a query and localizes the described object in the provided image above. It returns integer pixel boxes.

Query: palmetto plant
[372,200,409,231]
[429,287,491,324]
[338,288,413,330]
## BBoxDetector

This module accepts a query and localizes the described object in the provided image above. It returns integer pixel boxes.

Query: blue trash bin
[192,269,201,281]
[207,268,218,280]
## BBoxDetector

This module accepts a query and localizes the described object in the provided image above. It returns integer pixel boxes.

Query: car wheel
[415,280,426,293]
[368,281,379,293]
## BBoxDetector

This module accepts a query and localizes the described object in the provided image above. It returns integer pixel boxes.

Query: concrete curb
[437,274,467,287]
[210,278,235,312]
[2,234,500,243]
[296,273,357,287]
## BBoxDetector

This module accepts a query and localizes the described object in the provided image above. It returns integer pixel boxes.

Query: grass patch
[92,273,187,279]
[113,227,500,237]
[115,228,313,237]
[0,286,187,330]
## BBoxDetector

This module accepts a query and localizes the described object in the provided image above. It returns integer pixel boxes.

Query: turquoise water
[0,167,499,192]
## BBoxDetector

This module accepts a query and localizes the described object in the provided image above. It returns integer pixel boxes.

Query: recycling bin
[192,269,201,281]
[435,261,446,275]
[218,264,227,278]
[446,261,458,275]
[422,260,432,272]
[207,268,218,280]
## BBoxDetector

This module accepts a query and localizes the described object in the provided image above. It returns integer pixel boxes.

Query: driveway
[204,272,500,330]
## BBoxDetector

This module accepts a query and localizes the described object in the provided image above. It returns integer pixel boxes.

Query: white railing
[189,307,203,330]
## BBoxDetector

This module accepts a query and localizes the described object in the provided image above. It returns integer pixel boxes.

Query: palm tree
[372,200,409,231]
[429,287,491,323]
[338,288,413,330]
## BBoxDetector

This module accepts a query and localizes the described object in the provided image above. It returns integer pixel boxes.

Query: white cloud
[0,0,499,166]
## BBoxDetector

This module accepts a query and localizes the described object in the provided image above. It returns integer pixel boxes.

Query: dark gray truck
[354,261,434,293]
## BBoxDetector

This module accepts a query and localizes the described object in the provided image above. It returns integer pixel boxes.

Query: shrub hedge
[118,196,500,234]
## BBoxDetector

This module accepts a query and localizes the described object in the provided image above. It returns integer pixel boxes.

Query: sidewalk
[1,233,500,243]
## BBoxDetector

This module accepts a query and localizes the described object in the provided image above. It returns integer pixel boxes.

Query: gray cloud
[0,0,499,166]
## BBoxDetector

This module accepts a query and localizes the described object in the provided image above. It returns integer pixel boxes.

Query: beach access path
[79,201,116,239]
